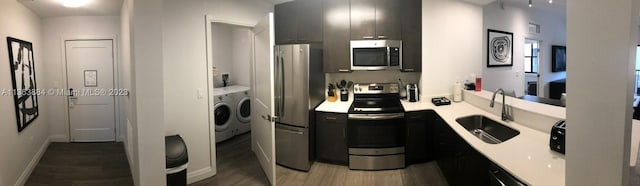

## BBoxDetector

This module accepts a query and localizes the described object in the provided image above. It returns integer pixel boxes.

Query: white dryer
[213,90,235,143]
[233,89,251,134]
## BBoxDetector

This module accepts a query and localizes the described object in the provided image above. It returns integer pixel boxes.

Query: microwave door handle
[387,46,391,66]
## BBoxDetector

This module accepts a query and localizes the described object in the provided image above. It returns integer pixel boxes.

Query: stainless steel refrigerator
[274,43,324,171]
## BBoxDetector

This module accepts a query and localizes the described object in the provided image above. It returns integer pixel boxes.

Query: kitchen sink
[455,115,520,144]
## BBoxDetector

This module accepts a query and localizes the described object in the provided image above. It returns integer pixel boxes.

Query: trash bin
[166,135,188,186]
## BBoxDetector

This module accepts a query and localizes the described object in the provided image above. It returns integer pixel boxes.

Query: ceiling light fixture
[549,0,553,3]
[61,0,89,8]
[529,0,532,7]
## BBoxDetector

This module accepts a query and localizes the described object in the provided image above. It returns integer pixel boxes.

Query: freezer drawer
[276,124,311,171]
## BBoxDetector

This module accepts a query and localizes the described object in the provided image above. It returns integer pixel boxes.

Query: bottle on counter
[475,75,482,92]
[453,82,462,102]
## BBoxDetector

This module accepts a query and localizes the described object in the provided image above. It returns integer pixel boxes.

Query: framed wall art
[487,29,514,67]
[7,37,39,132]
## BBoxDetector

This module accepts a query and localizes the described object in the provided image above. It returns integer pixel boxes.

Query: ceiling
[499,0,567,16]
[18,0,123,17]
[261,0,294,5]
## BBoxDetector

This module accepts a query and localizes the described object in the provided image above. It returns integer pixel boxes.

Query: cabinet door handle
[325,117,337,120]
[343,128,346,137]
[403,69,415,72]
[338,69,351,72]
[377,35,387,39]
[362,36,374,39]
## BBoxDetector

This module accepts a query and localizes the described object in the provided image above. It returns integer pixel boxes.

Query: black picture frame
[487,29,514,67]
[7,37,39,132]
[552,45,566,72]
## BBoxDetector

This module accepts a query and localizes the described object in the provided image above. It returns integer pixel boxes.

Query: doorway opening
[524,38,540,96]
[201,16,274,185]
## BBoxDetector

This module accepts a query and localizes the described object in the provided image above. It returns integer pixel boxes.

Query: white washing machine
[213,90,235,143]
[233,89,251,134]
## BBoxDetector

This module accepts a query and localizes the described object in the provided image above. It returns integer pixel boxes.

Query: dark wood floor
[191,132,270,185]
[193,132,447,186]
[25,142,133,186]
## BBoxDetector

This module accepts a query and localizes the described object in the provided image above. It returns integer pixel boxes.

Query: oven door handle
[348,113,405,120]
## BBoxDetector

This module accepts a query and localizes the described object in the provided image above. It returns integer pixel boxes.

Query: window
[524,42,539,73]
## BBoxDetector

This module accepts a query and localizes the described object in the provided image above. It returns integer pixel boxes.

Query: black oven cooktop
[349,83,403,114]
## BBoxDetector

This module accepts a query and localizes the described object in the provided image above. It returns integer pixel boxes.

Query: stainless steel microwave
[350,40,402,71]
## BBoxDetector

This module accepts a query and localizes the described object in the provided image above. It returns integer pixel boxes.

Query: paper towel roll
[453,82,462,102]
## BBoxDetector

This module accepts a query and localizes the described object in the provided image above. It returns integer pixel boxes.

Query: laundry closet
[210,22,253,143]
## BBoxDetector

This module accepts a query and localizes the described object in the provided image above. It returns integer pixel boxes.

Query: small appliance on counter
[550,120,566,154]
[406,84,419,102]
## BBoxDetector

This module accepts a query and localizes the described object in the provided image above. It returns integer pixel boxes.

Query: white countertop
[315,97,640,185]
[213,85,250,96]
[401,100,564,186]
[316,99,353,113]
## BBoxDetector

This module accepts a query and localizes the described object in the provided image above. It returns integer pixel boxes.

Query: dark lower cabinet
[405,110,433,164]
[433,113,489,186]
[315,112,348,165]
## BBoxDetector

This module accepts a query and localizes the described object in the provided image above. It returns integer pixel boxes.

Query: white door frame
[204,15,255,182]
[60,35,121,142]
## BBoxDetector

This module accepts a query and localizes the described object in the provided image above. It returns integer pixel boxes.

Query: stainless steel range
[347,83,405,170]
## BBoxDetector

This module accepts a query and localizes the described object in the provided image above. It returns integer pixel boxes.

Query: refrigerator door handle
[274,50,280,117]
[279,53,285,119]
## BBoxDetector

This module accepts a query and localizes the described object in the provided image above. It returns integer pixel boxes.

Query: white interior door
[65,40,116,142]
[251,13,276,185]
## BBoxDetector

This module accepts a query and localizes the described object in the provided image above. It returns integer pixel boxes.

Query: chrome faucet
[490,88,512,121]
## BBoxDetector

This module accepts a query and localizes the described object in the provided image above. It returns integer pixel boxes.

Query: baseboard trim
[49,134,68,142]
[15,137,51,186]
[187,166,215,184]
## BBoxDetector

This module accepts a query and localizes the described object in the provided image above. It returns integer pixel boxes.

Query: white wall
[41,16,121,142]
[0,1,50,186]
[231,26,253,87]
[119,0,137,184]
[421,0,484,98]
[212,23,234,87]
[162,0,272,183]
[211,23,252,87]
[482,1,566,98]
[130,0,166,185]
[566,0,638,185]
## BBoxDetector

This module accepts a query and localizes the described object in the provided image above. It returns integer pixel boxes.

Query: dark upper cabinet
[350,0,376,40]
[275,1,297,44]
[297,0,323,42]
[375,0,401,40]
[316,112,349,165]
[350,0,401,40]
[323,0,352,73]
[400,0,422,72]
[405,110,433,164]
[274,0,323,44]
